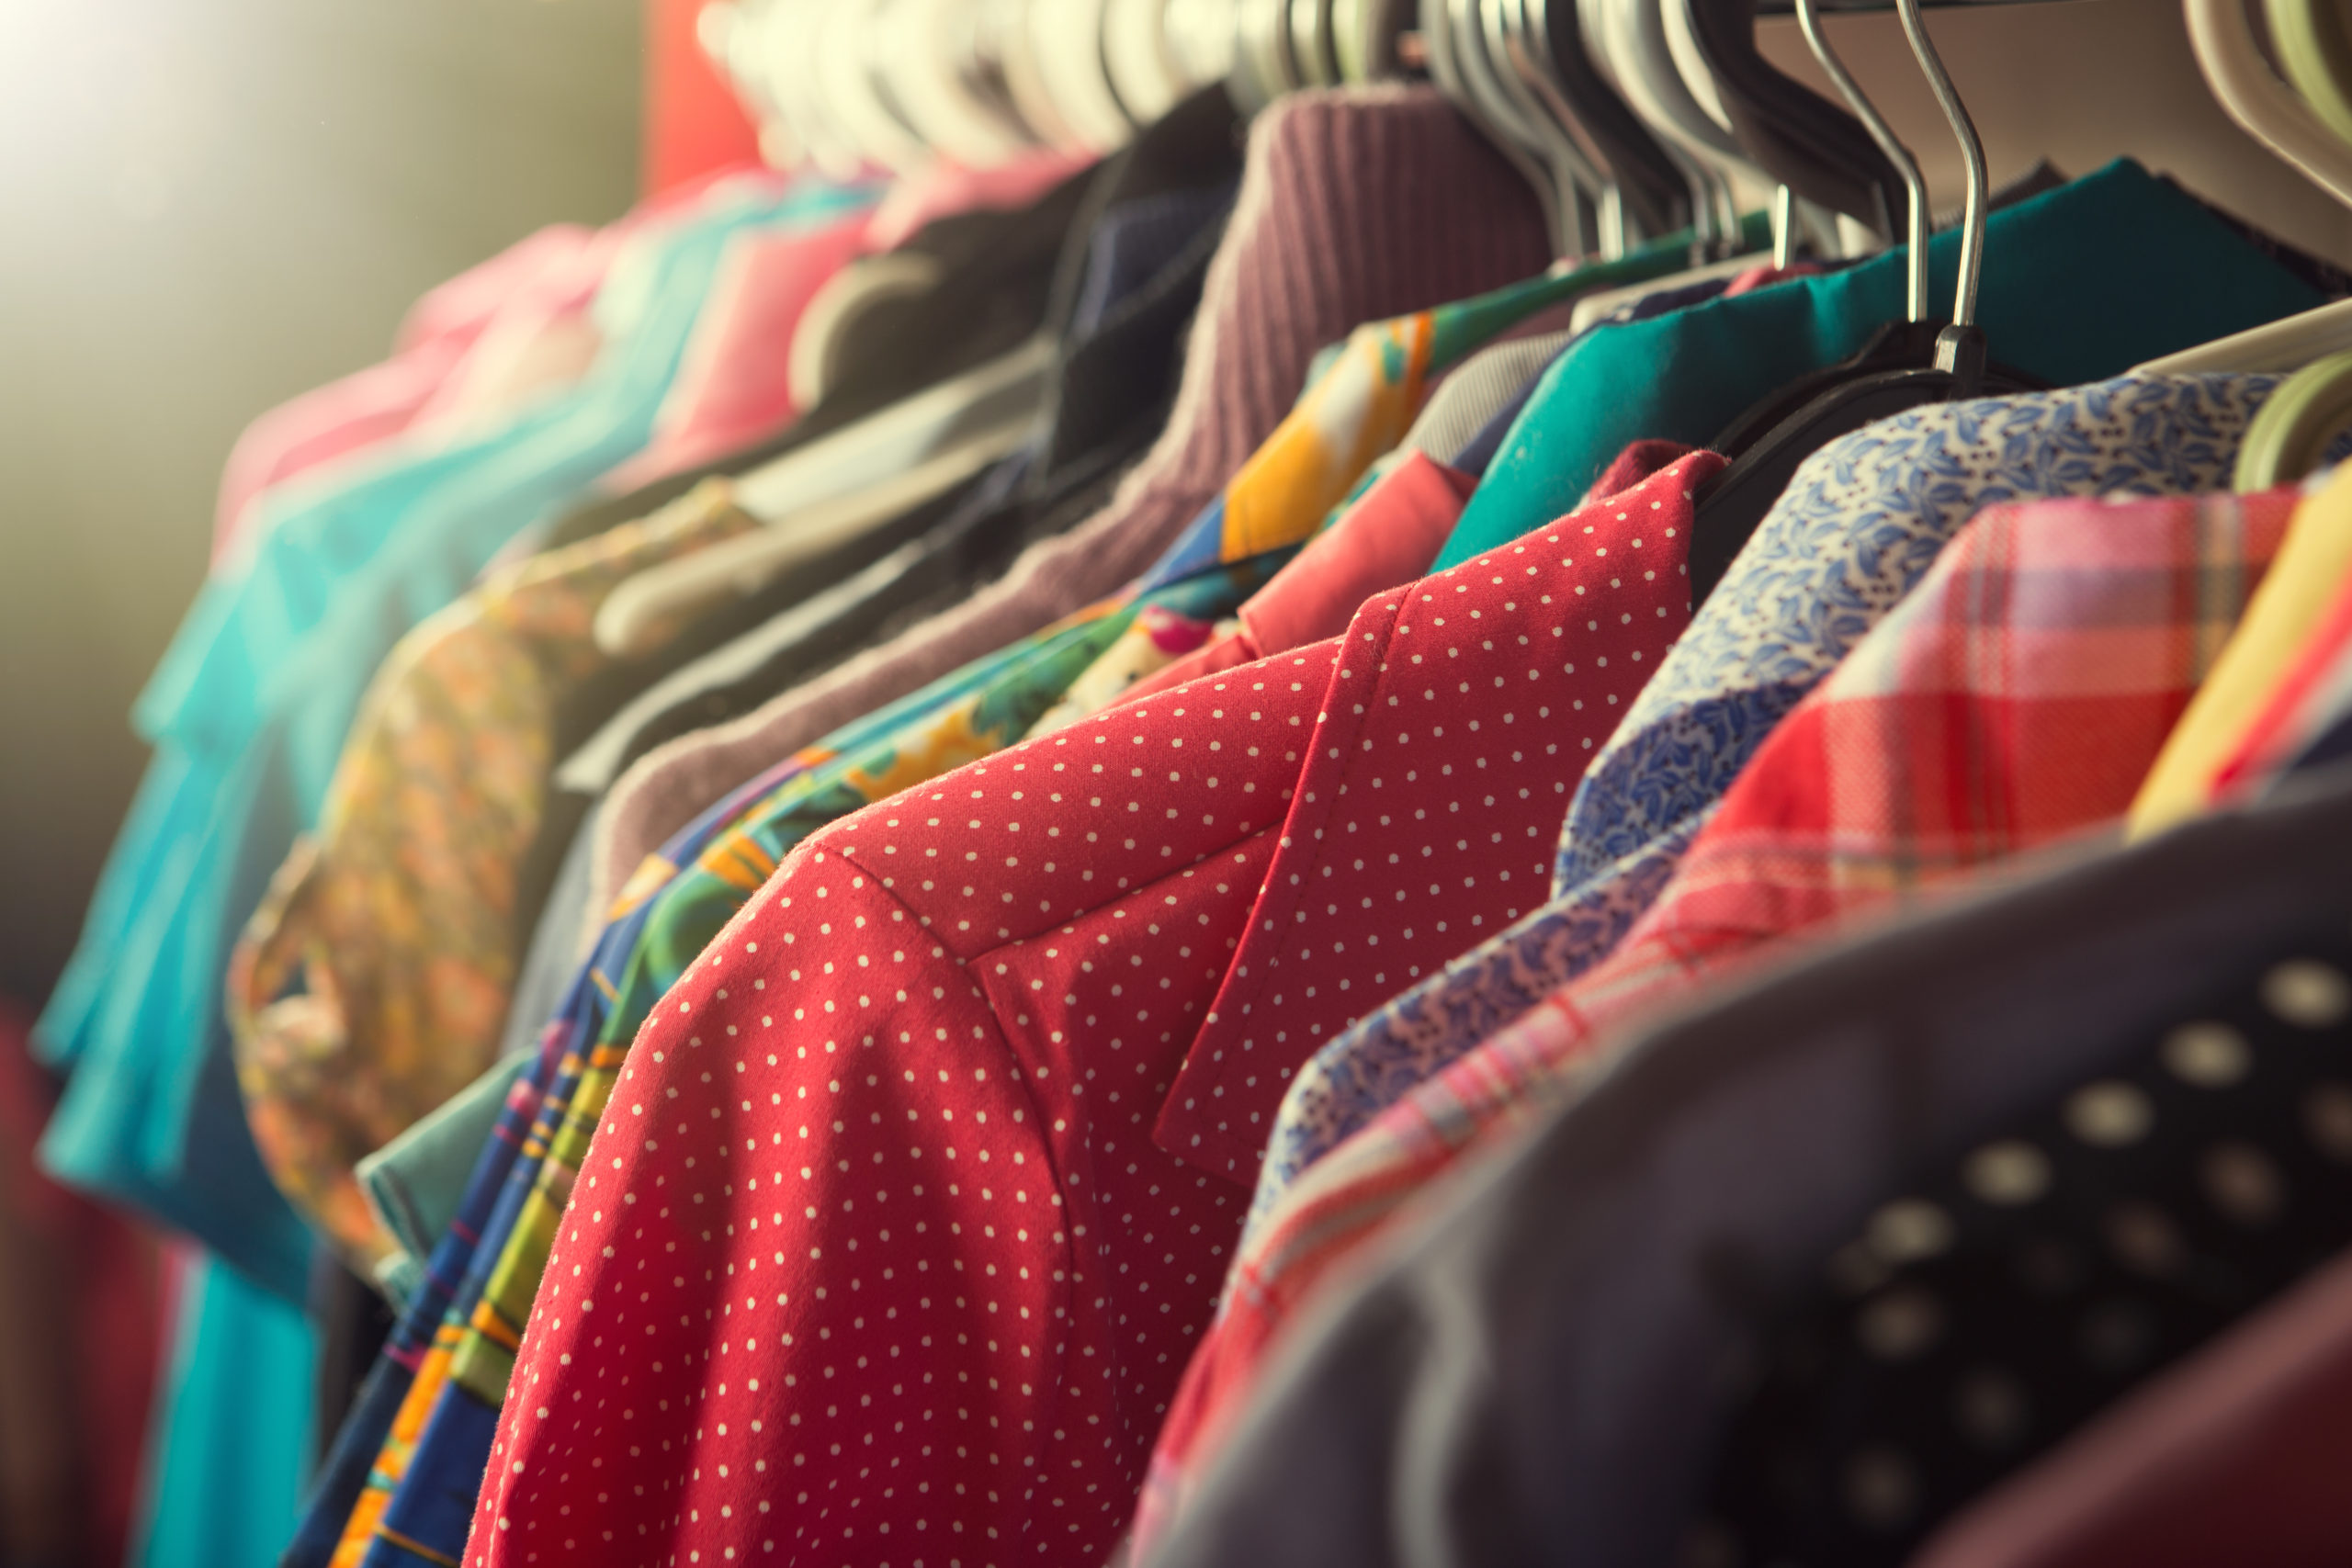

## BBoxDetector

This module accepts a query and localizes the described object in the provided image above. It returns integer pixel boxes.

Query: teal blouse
[1433,160,2330,570]
[38,175,875,1298]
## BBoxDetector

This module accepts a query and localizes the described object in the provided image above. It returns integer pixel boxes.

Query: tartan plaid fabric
[1250,375,2288,1239]
[1131,483,2304,1551]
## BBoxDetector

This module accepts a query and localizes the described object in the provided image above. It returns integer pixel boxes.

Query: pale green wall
[0,0,641,1009]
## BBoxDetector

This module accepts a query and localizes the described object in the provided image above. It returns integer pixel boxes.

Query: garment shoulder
[814,640,1337,956]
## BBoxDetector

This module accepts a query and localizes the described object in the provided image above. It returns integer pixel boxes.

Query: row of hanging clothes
[41,0,2352,1562]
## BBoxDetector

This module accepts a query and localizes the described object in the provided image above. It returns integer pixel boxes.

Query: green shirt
[1433,160,2329,570]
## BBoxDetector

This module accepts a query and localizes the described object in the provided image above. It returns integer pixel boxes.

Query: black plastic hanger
[1712,319,2044,462]
[1428,0,1588,254]
[1685,0,2005,604]
[1679,0,1904,239]
[1527,0,1693,241]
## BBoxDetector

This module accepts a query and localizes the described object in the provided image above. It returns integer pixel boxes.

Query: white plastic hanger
[1482,0,1621,255]
[1531,0,1776,321]
[2138,0,2352,372]
[878,0,1045,168]
[1422,0,1584,254]
[2185,0,2352,208]
[986,0,1091,151]
[697,3,796,169]
[747,0,873,178]
[1165,0,1243,86]
[1032,0,1141,152]
[815,0,936,174]
[1586,0,1727,252]
[2138,299,2352,374]
[786,252,948,412]
[1664,0,1855,258]
[1334,0,1413,82]
[1231,0,1299,111]
[1105,0,1196,121]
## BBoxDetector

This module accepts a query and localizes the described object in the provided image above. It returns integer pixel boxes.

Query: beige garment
[587,84,1553,915]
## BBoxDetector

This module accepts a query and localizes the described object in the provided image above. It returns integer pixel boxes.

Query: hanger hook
[1793,0,1928,320]
[1895,0,1985,331]
[1494,0,1624,255]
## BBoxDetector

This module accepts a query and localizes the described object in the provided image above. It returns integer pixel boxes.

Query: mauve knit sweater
[582,85,1553,922]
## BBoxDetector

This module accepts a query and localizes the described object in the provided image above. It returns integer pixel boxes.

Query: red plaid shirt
[1136,484,2304,1549]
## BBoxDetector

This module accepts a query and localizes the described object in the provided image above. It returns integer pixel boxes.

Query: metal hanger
[1676,0,1904,241]
[1419,0,1577,251]
[1571,0,1721,257]
[1590,0,1761,257]
[1691,0,1958,457]
[1494,0,1625,253]
[1682,0,2035,605]
[1516,0,1693,245]
[1658,0,1840,260]
[1793,0,1926,317]
[1469,0,1613,253]
[1442,0,1600,254]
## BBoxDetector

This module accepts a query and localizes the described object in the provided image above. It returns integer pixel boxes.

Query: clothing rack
[39,1,2352,1564]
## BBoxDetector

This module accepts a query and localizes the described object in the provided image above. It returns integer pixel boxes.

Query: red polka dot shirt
[468,449,1717,1567]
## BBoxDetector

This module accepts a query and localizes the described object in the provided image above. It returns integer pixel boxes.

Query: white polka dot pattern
[1161,452,1711,1175]
[469,453,1715,1566]
[469,647,1332,1566]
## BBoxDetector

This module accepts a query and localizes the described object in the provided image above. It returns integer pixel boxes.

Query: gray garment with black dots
[1136,764,2352,1568]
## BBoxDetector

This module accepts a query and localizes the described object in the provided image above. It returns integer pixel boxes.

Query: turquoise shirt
[38,175,873,1297]
[1433,160,2330,570]
[130,1254,316,1568]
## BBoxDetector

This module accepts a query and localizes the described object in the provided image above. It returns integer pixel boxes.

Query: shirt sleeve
[470,841,1086,1565]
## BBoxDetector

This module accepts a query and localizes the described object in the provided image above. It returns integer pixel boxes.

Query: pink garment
[595,216,873,491]
[390,224,596,355]
[405,231,621,434]
[1912,1244,2352,1568]
[1125,449,1475,703]
[212,168,799,569]
[210,225,600,567]
[605,156,1088,493]
[864,146,1097,252]
[1722,258,1826,297]
[585,85,1554,920]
